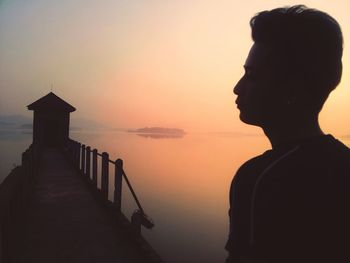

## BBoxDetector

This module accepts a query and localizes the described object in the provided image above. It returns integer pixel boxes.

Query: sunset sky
[1,0,350,134]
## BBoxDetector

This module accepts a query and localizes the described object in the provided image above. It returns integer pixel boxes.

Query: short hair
[250,5,343,107]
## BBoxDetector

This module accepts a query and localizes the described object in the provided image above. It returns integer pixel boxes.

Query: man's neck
[262,115,324,149]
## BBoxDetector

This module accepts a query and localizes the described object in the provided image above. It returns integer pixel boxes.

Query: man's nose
[233,77,243,95]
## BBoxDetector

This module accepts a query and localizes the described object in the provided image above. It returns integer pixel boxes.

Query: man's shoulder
[236,135,350,176]
[285,135,350,187]
[325,135,350,155]
[235,150,273,176]
[301,134,350,163]
[320,135,350,173]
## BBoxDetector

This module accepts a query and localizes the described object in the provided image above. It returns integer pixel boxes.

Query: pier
[0,93,162,263]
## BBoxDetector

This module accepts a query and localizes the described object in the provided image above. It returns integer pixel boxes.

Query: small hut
[27,92,76,146]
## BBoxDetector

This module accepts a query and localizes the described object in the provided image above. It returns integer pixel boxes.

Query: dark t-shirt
[226,134,350,262]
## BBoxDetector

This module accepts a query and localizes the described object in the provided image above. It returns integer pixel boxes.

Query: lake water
[0,129,33,182]
[1,130,349,263]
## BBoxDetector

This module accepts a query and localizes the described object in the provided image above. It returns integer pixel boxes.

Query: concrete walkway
[18,148,158,263]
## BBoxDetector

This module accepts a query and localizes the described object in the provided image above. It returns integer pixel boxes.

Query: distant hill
[128,127,185,134]
[20,123,33,129]
[0,121,13,127]
[0,114,110,131]
[0,114,31,128]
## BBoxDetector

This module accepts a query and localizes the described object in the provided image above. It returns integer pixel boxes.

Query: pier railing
[64,139,154,234]
[0,139,154,262]
[0,144,38,263]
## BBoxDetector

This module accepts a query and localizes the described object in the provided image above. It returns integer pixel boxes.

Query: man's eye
[244,70,255,80]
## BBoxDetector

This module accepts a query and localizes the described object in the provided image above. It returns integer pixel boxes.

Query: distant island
[128,127,186,135]
[136,133,184,139]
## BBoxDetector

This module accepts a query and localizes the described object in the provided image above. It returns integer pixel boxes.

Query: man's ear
[284,72,310,104]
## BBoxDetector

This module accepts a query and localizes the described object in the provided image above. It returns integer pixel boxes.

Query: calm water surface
[71,131,270,263]
[1,130,349,263]
[0,130,32,183]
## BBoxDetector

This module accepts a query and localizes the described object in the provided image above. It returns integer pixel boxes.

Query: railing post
[101,152,109,199]
[86,146,91,179]
[81,144,86,175]
[114,159,123,212]
[92,149,98,187]
[75,142,81,170]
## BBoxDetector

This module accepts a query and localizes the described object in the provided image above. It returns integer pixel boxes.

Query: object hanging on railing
[115,159,154,233]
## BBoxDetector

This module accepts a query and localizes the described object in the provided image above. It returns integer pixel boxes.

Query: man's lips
[235,99,243,108]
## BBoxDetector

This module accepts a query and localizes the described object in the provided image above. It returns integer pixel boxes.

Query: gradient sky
[1,0,350,134]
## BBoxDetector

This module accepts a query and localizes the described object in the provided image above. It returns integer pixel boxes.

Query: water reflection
[70,130,103,142]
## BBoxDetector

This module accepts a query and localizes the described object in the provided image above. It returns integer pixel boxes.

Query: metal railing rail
[64,139,154,234]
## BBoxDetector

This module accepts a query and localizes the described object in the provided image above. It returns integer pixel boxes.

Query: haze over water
[1,0,350,135]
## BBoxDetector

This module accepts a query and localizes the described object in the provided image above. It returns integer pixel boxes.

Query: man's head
[234,5,343,127]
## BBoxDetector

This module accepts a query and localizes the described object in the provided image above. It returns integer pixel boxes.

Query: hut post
[75,142,81,170]
[81,144,86,175]
[114,159,123,212]
[70,141,75,162]
[101,152,109,199]
[71,140,77,166]
[92,149,98,187]
[86,146,91,179]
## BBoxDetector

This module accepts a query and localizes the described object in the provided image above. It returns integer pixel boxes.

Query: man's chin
[239,113,261,126]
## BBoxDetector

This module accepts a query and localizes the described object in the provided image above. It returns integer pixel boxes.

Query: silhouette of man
[226,5,350,263]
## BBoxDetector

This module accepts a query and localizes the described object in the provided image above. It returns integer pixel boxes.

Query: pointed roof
[27,92,76,112]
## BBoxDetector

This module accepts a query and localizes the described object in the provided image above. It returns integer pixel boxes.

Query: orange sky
[0,0,349,135]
